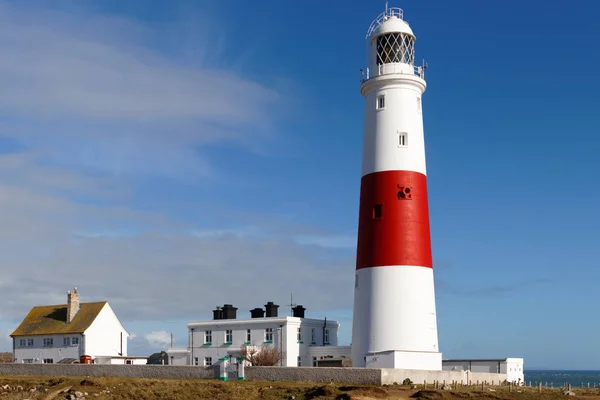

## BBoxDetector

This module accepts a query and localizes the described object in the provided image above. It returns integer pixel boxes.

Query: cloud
[145,331,172,348]
[0,151,354,326]
[0,1,287,180]
[0,2,355,351]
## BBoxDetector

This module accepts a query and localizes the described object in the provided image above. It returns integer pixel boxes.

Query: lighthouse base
[365,350,442,371]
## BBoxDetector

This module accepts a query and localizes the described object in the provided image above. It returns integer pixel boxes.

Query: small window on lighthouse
[377,95,385,110]
[373,204,383,219]
[398,132,408,147]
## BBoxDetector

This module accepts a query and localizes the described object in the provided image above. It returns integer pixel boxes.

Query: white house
[173,302,350,367]
[10,289,130,364]
[442,358,525,384]
[165,348,190,366]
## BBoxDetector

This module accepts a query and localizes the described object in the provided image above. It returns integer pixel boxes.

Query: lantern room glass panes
[376,33,415,65]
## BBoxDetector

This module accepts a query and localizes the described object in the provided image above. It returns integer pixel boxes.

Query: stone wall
[0,364,507,386]
[246,366,381,385]
[0,364,218,379]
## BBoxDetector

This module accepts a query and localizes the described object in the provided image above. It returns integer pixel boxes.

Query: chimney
[222,304,238,320]
[213,306,223,320]
[292,305,306,318]
[265,301,279,318]
[250,308,265,318]
[66,288,80,323]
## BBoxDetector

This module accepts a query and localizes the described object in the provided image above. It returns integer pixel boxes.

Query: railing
[366,7,404,39]
[360,63,425,83]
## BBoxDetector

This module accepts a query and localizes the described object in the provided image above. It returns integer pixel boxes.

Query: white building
[442,358,525,384]
[94,355,148,365]
[10,289,130,364]
[165,348,190,366]
[172,302,350,367]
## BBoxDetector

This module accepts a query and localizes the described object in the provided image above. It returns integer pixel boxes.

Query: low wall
[0,364,507,386]
[381,368,508,385]
[0,364,218,379]
[246,366,381,385]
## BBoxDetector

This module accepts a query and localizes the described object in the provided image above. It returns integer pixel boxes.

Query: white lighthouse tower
[351,5,442,370]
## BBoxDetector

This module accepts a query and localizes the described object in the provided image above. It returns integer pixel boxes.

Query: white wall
[83,303,129,358]
[307,346,352,367]
[166,349,189,366]
[13,334,83,363]
[442,358,525,384]
[94,357,147,365]
[380,368,508,385]
[443,360,502,373]
[505,358,525,384]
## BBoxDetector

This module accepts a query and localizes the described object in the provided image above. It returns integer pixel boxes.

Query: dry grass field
[0,375,600,400]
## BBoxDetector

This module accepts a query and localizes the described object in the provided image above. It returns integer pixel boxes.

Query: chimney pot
[264,302,279,318]
[66,288,80,323]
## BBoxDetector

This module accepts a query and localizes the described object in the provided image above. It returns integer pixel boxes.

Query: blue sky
[0,0,599,369]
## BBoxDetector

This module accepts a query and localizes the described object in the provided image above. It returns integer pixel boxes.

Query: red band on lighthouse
[356,170,432,269]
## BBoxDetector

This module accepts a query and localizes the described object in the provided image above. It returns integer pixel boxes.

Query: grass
[0,376,600,400]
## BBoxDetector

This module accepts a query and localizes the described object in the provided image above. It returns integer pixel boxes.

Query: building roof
[187,316,340,328]
[10,301,107,337]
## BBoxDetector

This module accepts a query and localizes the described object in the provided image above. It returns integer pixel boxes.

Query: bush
[403,378,413,386]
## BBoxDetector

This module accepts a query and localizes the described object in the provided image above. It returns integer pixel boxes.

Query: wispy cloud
[0,151,354,325]
[0,1,286,180]
[0,2,354,352]
[145,331,172,348]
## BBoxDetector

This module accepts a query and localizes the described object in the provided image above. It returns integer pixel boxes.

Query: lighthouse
[351,6,442,370]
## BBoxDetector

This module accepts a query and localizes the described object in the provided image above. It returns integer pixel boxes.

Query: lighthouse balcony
[361,63,425,83]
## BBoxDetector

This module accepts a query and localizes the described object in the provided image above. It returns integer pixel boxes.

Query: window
[398,132,408,147]
[376,32,415,65]
[72,337,79,345]
[125,360,133,365]
[205,330,212,344]
[225,330,233,343]
[19,339,26,347]
[27,339,33,347]
[324,329,330,344]
[63,337,70,346]
[43,338,53,347]
[265,328,273,342]
[194,357,199,366]
[377,95,385,110]
[312,356,317,367]
[373,204,383,219]
[205,357,212,366]
[297,356,302,367]
[43,358,53,364]
[311,328,316,344]
[246,329,251,343]
[297,327,302,343]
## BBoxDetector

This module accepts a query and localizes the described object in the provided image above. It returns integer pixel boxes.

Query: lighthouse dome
[369,14,414,40]
[365,7,415,40]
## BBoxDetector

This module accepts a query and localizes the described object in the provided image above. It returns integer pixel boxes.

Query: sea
[525,370,600,388]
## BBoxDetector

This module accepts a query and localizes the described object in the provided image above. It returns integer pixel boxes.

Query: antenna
[288,293,297,316]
